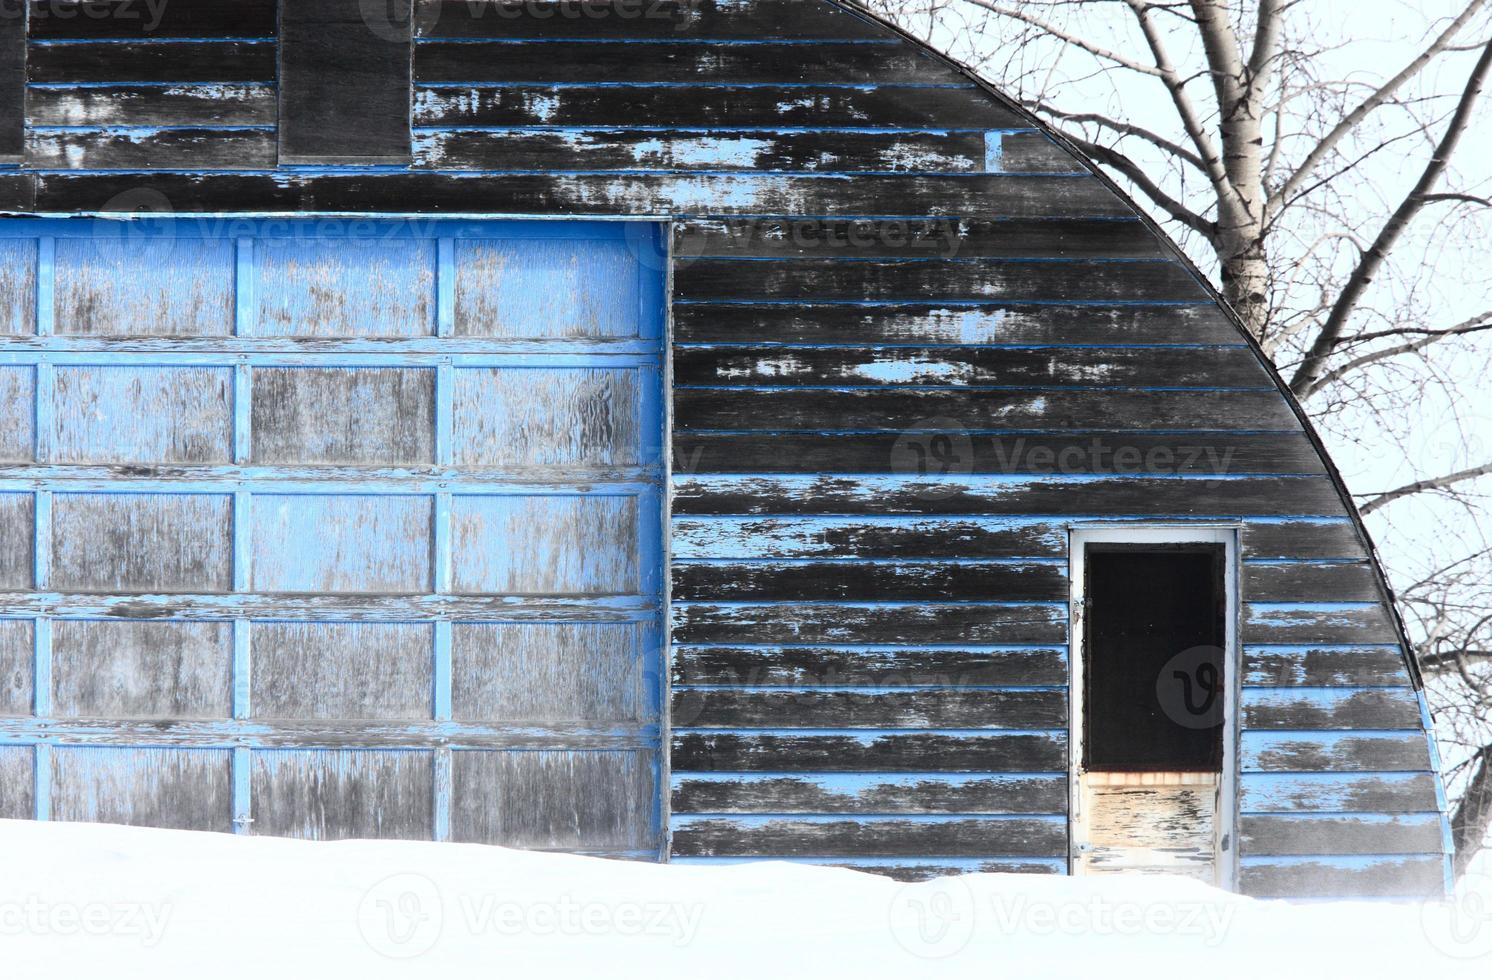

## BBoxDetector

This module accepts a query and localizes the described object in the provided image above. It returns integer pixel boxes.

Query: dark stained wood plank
[1243,561,1382,602]
[672,731,1068,772]
[28,84,278,126]
[1241,732,1433,772]
[1241,688,1422,730]
[672,644,1067,687]
[671,559,1067,601]
[28,0,278,38]
[822,858,1062,881]
[674,389,1297,433]
[672,302,1241,345]
[415,0,895,40]
[671,474,1347,517]
[671,601,1068,645]
[1240,856,1443,899]
[1240,772,1440,813]
[0,172,34,210]
[280,0,413,165]
[674,258,1209,302]
[675,217,1167,260]
[1243,646,1412,686]
[997,131,1084,173]
[28,41,276,83]
[671,773,1067,814]
[670,815,1067,857]
[1242,603,1399,645]
[414,85,1028,129]
[0,4,21,161]
[415,41,963,84]
[672,688,1067,729]
[414,129,985,173]
[671,432,1325,476]
[671,516,1069,560]
[26,129,277,170]
[1240,519,1367,560]
[32,171,1135,218]
[673,345,1270,387]
[1240,814,1444,856]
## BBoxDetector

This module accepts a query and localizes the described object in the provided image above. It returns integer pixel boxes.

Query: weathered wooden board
[0,619,34,715]
[251,749,434,840]
[51,746,232,831]
[0,494,34,589]
[675,218,1164,260]
[28,0,279,38]
[672,772,1066,814]
[671,475,1343,517]
[0,745,33,818]
[672,644,1067,687]
[1242,646,1412,686]
[997,132,1085,173]
[674,345,1268,388]
[671,516,1068,560]
[1240,519,1368,560]
[54,237,236,336]
[672,687,1066,729]
[415,41,963,84]
[451,749,655,850]
[279,0,413,164]
[674,259,1209,303]
[670,815,1066,857]
[1240,856,1443,899]
[52,620,232,719]
[672,601,1068,645]
[53,366,233,463]
[671,432,1323,475]
[451,622,647,724]
[1240,731,1433,772]
[252,368,436,464]
[0,238,36,335]
[1239,772,1440,813]
[452,367,642,467]
[413,0,892,40]
[253,237,436,337]
[0,0,23,162]
[251,623,434,721]
[671,559,1067,601]
[671,731,1067,772]
[1242,603,1399,645]
[1078,778,1216,881]
[1241,688,1422,730]
[675,389,1295,433]
[1242,561,1381,603]
[28,85,278,127]
[453,238,643,339]
[28,41,277,83]
[1240,813,1444,855]
[415,129,987,174]
[27,129,277,171]
[790,858,1064,881]
[250,494,432,593]
[452,495,639,594]
[51,493,233,592]
[672,302,1239,345]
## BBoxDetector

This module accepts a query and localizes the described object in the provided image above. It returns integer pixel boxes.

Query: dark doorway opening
[1082,545,1226,771]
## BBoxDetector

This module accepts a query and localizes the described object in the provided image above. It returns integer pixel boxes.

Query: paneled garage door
[0,218,666,858]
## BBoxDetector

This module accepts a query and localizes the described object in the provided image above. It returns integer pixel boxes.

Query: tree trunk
[1220,234,1270,344]
[1453,749,1492,879]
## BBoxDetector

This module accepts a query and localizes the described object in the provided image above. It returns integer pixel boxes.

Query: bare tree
[856,0,1492,875]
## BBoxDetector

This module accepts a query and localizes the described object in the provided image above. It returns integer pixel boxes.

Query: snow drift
[1,819,1488,977]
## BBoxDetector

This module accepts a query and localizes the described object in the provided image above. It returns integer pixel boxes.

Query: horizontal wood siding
[0,0,1444,898]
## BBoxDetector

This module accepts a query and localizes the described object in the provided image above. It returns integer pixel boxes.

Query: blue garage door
[0,218,666,858]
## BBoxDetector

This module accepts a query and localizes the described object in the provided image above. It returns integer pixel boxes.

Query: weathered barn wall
[0,0,1452,898]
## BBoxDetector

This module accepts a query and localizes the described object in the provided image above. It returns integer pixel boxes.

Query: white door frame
[1068,525,1241,890]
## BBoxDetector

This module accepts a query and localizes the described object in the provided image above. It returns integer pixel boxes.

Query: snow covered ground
[2,819,1489,978]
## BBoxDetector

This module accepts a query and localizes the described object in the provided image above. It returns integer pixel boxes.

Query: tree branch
[951,0,1169,76]
[1023,102,1208,170]
[1453,747,1492,879]
[1288,35,1492,397]
[1267,0,1489,214]
[1060,132,1220,239]
[1297,311,1492,399]
[1358,459,1492,515]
